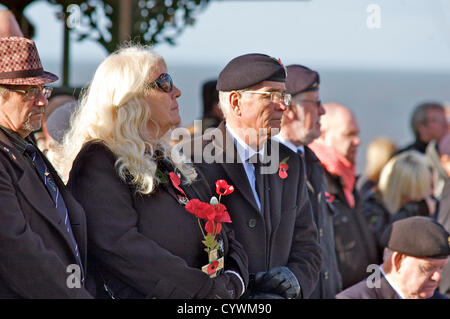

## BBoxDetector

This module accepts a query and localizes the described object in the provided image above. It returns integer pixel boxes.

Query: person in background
[34,94,76,156]
[309,102,379,290]
[63,44,248,299]
[44,100,78,182]
[189,53,321,299]
[363,150,438,255]
[425,132,450,296]
[273,64,342,298]
[357,137,397,200]
[395,102,447,155]
[201,79,223,133]
[336,216,449,299]
[0,36,92,298]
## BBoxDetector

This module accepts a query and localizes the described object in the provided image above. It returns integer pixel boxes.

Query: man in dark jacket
[0,36,92,298]
[336,216,449,299]
[187,54,321,298]
[309,103,380,290]
[395,102,447,155]
[273,64,342,298]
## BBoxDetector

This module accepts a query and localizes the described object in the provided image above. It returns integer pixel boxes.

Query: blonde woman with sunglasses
[63,44,248,299]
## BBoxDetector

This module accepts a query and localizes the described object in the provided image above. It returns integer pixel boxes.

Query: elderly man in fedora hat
[188,53,321,299]
[336,216,450,299]
[0,36,92,298]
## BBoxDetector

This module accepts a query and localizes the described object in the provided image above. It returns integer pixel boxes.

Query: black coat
[322,170,380,290]
[362,191,391,255]
[0,131,92,298]
[336,271,448,299]
[67,142,248,299]
[303,146,342,298]
[188,122,321,298]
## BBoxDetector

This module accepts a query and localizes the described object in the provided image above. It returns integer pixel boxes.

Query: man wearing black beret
[189,53,321,298]
[273,64,342,298]
[336,216,450,299]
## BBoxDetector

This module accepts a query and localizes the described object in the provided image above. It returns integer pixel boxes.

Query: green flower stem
[197,218,206,239]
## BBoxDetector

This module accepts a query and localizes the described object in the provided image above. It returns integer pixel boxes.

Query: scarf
[309,141,356,208]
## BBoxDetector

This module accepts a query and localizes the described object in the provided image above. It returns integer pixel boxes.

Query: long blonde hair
[62,44,196,194]
[378,151,431,213]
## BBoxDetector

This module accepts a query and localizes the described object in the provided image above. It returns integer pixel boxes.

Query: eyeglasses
[1,85,53,101]
[298,99,322,108]
[240,90,292,106]
[147,73,173,93]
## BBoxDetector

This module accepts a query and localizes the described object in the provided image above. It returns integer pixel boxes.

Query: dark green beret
[381,216,450,259]
[216,53,286,91]
[285,64,320,96]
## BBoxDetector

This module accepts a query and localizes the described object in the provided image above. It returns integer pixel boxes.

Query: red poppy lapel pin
[168,171,189,205]
[278,156,290,179]
[324,191,335,203]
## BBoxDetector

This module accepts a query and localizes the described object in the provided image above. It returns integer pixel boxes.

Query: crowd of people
[0,10,449,299]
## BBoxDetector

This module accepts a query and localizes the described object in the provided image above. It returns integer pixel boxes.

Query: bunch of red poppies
[185,180,234,235]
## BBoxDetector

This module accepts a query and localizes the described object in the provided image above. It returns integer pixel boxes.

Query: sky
[10,0,450,79]
[2,0,450,173]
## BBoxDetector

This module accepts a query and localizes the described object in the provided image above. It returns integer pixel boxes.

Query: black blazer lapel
[47,156,88,264]
[267,141,292,235]
[14,149,80,259]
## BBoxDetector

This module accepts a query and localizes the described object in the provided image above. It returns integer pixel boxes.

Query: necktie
[25,144,85,285]
[249,154,265,211]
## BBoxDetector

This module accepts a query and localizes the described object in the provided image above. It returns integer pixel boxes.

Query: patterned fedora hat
[0,36,58,85]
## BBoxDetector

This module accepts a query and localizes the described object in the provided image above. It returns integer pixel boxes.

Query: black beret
[216,53,286,91]
[381,216,450,259]
[46,101,78,144]
[285,64,320,96]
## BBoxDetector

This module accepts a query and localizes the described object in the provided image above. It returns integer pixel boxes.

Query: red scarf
[309,141,356,208]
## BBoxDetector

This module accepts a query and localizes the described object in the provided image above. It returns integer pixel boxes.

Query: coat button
[319,228,323,237]
[323,271,329,280]
[248,219,257,228]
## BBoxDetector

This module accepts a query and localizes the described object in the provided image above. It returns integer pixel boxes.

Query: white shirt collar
[379,265,405,299]
[272,134,305,154]
[226,124,265,162]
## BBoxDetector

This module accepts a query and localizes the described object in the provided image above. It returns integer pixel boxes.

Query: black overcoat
[67,142,248,299]
[188,122,321,298]
[0,131,91,298]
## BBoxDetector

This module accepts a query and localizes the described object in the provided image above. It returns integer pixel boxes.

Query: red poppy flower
[278,163,289,179]
[215,180,234,196]
[213,203,231,223]
[324,191,335,203]
[185,199,209,219]
[169,172,186,196]
[207,260,219,275]
[205,221,222,235]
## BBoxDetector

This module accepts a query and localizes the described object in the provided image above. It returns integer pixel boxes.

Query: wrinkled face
[398,256,448,299]
[283,90,325,145]
[0,85,48,137]
[145,63,182,137]
[423,108,448,141]
[238,81,288,134]
[324,111,360,164]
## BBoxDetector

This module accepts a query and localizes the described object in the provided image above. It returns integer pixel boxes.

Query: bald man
[309,103,379,290]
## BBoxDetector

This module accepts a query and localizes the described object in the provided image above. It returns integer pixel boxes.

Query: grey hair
[411,102,444,139]
[218,91,231,119]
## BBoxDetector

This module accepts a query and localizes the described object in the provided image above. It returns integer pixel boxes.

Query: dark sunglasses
[148,73,173,93]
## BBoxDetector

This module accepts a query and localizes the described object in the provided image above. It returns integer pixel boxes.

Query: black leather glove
[211,271,244,299]
[254,266,301,299]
